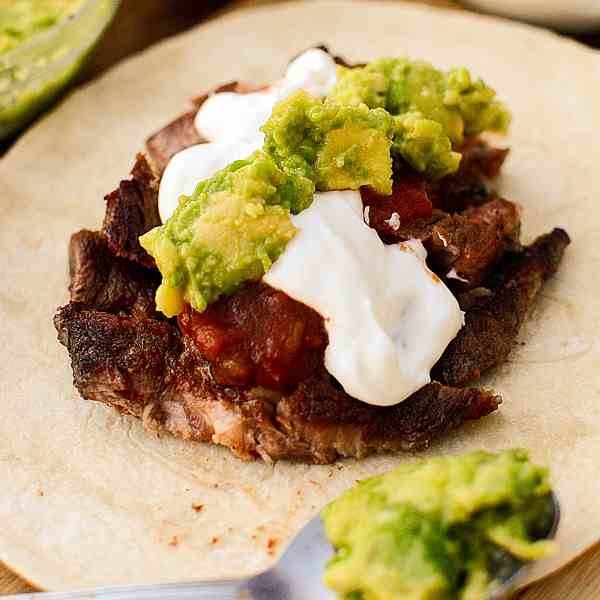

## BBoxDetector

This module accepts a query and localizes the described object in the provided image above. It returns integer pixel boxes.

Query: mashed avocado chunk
[262,90,460,187]
[144,55,512,317]
[140,152,302,316]
[328,59,511,146]
[0,0,84,54]
[322,449,556,600]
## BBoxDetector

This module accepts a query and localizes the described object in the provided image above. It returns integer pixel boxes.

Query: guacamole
[0,0,118,139]
[144,55,511,317]
[0,0,84,54]
[328,59,511,146]
[262,90,460,187]
[322,450,556,600]
[140,152,306,316]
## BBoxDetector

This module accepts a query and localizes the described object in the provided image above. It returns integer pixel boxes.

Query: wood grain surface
[2,0,599,597]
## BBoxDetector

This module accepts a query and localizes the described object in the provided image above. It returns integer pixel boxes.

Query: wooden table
[2,1,600,597]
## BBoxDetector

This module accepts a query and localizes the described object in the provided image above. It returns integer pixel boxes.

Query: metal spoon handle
[0,579,251,600]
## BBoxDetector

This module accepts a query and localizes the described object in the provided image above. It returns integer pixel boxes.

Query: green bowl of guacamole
[0,0,120,140]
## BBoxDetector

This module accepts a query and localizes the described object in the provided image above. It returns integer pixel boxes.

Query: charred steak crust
[69,229,160,317]
[276,378,501,463]
[433,228,571,386]
[102,153,160,269]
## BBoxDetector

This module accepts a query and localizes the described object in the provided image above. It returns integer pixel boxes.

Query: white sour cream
[158,140,260,223]
[159,48,338,223]
[157,48,465,406]
[264,191,464,406]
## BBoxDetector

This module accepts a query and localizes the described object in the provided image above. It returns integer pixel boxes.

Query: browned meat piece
[361,176,435,243]
[433,228,570,386]
[374,195,521,290]
[146,81,266,174]
[145,110,202,174]
[275,377,501,463]
[69,229,159,317]
[178,282,327,391]
[54,303,500,463]
[426,198,521,289]
[54,303,178,418]
[427,138,510,213]
[102,153,160,269]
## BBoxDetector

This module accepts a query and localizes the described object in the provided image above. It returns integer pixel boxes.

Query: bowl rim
[0,0,119,62]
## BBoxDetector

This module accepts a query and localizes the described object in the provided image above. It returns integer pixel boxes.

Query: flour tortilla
[1,0,599,591]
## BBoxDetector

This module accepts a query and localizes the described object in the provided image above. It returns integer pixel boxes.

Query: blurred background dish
[460,0,600,33]
[0,0,120,140]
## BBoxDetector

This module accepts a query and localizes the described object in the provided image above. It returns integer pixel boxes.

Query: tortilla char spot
[266,538,278,554]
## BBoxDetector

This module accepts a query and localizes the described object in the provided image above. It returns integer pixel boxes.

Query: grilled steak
[102,154,160,268]
[54,50,569,462]
[54,302,500,463]
[69,229,159,317]
[362,181,522,290]
[434,228,570,386]
[427,138,510,213]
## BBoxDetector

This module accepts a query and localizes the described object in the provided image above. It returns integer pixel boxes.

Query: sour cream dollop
[264,191,463,406]
[157,48,465,406]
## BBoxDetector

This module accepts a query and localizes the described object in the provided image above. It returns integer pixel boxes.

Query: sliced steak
[145,110,202,175]
[69,229,159,317]
[362,181,522,290]
[427,138,510,213]
[102,154,160,268]
[433,228,570,386]
[425,198,522,290]
[54,303,500,464]
[54,303,178,418]
[275,377,501,463]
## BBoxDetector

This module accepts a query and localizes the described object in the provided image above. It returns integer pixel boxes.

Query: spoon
[4,493,560,600]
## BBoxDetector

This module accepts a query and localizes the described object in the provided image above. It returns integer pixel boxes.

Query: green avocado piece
[143,56,512,317]
[322,449,556,600]
[328,58,511,146]
[262,90,460,190]
[139,152,301,316]
[262,90,395,194]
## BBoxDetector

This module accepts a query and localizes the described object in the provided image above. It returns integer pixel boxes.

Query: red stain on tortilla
[308,479,319,486]
[266,538,278,555]
[168,536,180,547]
[430,272,442,284]
[251,534,258,540]
[211,537,220,545]
[23,237,42,251]
[192,503,204,513]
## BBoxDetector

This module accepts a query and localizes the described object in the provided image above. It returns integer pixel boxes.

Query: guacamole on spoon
[322,449,556,600]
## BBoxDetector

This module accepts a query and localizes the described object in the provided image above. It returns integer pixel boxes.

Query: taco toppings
[54,48,569,462]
